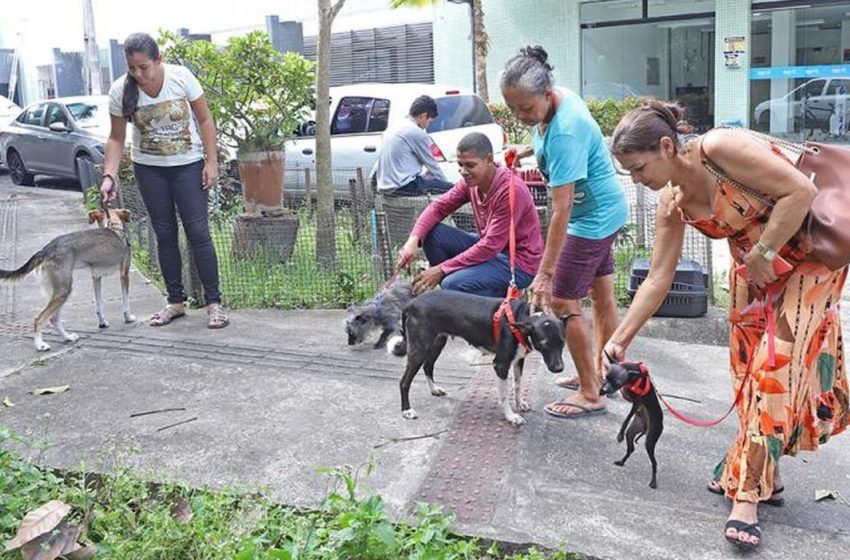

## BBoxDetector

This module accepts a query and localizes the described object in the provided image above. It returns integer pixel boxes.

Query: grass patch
[0,428,581,560]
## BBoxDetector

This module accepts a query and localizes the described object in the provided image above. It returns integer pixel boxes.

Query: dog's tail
[0,250,47,282]
[388,308,408,357]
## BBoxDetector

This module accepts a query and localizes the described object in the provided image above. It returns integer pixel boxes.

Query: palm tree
[391,0,490,102]
[316,0,346,268]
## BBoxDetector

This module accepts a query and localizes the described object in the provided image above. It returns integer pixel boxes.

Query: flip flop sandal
[207,304,230,329]
[707,481,785,507]
[724,520,762,551]
[149,305,186,327]
[544,400,607,419]
[555,376,580,390]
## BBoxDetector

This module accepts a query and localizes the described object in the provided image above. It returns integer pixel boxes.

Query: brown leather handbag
[701,129,850,271]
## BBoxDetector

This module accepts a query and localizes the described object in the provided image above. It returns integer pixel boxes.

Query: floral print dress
[676,177,849,503]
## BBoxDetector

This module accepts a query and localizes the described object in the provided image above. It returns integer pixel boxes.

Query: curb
[634,306,728,347]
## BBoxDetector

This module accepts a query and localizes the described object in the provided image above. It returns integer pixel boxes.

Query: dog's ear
[115,209,131,223]
[88,210,103,224]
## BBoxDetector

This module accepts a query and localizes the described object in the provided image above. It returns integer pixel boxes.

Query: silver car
[0,95,110,187]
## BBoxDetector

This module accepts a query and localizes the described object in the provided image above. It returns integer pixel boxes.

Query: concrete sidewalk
[1,179,848,559]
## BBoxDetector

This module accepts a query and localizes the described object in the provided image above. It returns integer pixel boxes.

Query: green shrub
[159,30,314,155]
[586,97,647,136]
[488,102,531,145]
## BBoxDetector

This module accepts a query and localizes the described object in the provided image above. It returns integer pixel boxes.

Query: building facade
[435,0,850,144]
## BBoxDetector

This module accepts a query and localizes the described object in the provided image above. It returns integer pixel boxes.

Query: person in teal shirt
[501,45,628,419]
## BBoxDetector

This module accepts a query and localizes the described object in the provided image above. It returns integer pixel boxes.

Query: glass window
[581,18,715,132]
[750,3,850,142]
[826,79,850,96]
[581,1,641,24]
[331,96,390,135]
[648,0,714,18]
[427,95,494,133]
[65,101,109,129]
[18,104,45,127]
[46,104,69,127]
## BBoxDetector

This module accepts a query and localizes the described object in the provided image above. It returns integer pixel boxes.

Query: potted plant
[160,31,314,260]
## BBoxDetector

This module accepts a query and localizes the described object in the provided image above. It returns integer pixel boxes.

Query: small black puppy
[600,360,664,489]
[396,290,566,425]
[344,281,414,350]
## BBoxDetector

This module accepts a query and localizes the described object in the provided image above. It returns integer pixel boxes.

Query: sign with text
[750,64,850,80]
[724,36,746,69]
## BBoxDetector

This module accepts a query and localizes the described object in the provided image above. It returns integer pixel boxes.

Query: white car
[284,83,506,197]
[753,78,850,129]
[0,95,21,129]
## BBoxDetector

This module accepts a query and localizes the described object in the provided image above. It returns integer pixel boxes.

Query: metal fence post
[304,168,313,215]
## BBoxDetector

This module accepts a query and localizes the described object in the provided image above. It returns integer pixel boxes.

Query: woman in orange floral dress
[603,101,848,551]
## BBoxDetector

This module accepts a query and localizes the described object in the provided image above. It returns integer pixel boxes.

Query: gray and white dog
[344,280,414,352]
[0,209,136,352]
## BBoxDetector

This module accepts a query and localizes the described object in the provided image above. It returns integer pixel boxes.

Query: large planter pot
[237,150,285,214]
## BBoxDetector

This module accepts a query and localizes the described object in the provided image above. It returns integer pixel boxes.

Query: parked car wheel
[7,150,34,186]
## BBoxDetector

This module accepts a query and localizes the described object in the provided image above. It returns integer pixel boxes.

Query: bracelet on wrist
[754,241,778,262]
[103,173,116,187]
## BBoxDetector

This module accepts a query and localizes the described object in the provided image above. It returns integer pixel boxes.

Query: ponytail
[122,74,139,122]
[611,100,694,155]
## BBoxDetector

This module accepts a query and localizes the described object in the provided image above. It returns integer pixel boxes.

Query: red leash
[492,150,529,350]
[618,358,749,428]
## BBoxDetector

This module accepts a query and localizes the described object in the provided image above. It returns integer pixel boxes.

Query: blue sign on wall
[750,64,850,80]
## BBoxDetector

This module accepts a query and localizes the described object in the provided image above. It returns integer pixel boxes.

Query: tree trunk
[315,0,345,269]
[472,0,489,103]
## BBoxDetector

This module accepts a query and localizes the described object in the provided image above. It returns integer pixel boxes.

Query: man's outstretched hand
[412,265,444,293]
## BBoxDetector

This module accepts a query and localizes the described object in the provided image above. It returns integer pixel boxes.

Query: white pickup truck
[284,83,506,198]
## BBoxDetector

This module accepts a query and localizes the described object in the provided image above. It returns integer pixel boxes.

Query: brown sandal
[149,304,186,327]
[207,304,229,329]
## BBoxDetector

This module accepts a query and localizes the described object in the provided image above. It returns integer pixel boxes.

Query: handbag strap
[697,127,817,207]
[699,135,777,208]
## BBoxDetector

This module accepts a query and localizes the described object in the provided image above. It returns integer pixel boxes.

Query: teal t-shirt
[532,88,628,239]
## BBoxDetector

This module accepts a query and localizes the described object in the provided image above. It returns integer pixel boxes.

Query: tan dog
[0,208,136,351]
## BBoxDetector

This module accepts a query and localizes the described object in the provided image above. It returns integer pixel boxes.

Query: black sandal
[707,480,785,507]
[725,519,762,551]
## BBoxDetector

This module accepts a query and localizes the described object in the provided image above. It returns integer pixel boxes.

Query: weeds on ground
[0,428,580,560]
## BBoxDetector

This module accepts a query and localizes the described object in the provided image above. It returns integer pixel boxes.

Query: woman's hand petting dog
[412,265,444,293]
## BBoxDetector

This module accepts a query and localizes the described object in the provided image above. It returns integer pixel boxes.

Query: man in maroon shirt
[396,132,543,297]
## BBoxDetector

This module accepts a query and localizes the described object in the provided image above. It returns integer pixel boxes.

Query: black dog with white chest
[396,290,566,425]
[600,360,664,489]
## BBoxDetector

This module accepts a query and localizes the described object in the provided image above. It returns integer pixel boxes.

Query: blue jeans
[134,159,222,305]
[390,174,454,196]
[422,223,534,298]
